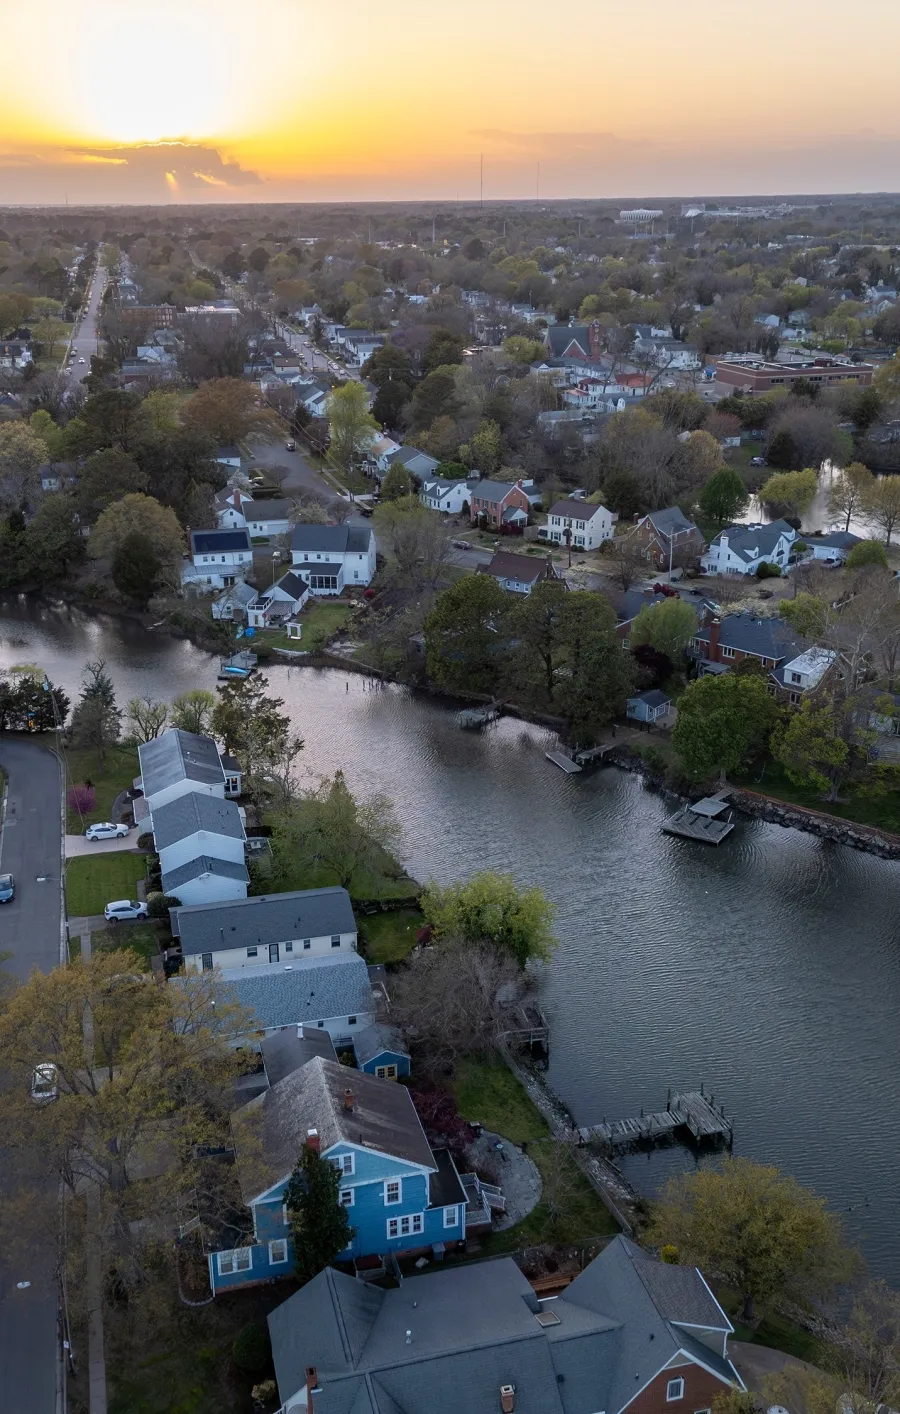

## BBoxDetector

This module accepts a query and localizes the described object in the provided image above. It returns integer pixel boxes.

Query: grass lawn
[270,853,419,904]
[360,907,424,963]
[91,921,163,970]
[717,1287,824,1363]
[66,852,147,917]
[451,1053,619,1251]
[61,744,138,833]
[260,601,353,653]
[733,757,900,835]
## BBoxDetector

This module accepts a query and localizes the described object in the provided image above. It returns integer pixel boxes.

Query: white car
[85,822,129,841]
[31,1063,58,1104]
[104,899,148,923]
[78,357,86,364]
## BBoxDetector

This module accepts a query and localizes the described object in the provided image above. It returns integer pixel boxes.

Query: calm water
[3,594,900,1278]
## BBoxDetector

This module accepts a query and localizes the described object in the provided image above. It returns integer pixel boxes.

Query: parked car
[651,582,680,598]
[452,539,473,550]
[285,440,296,451]
[85,822,130,841]
[104,899,148,924]
[749,456,767,467]
[30,1062,58,1104]
[0,873,14,903]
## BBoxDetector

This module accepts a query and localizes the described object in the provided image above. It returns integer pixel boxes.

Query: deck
[579,1090,733,1152]
[663,794,735,845]
[457,700,502,729]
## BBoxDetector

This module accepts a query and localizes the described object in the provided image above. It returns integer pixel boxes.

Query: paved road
[0,739,65,1413]
[245,436,350,501]
[274,319,360,381]
[64,263,106,384]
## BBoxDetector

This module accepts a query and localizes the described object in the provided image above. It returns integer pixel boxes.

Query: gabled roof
[190,528,251,556]
[232,1056,437,1200]
[694,612,805,662]
[546,324,592,357]
[353,1022,409,1065]
[151,792,244,850]
[639,507,699,539]
[484,550,555,584]
[389,445,439,470]
[471,478,526,505]
[270,570,309,599]
[215,581,256,606]
[162,855,250,893]
[242,497,292,521]
[549,499,609,521]
[138,729,225,798]
[629,689,671,709]
[290,523,373,555]
[607,588,670,626]
[171,886,357,956]
[813,530,861,549]
[262,1026,338,1086]
[216,952,373,1032]
[710,520,795,564]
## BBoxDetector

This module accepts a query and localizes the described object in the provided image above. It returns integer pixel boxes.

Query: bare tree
[373,501,454,594]
[607,535,647,590]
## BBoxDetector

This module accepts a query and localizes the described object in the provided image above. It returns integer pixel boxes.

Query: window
[444,1206,459,1228]
[268,1239,288,1265]
[303,939,311,950]
[376,1064,398,1080]
[339,1188,354,1207]
[247,947,258,958]
[667,1379,685,1402]
[387,1213,423,1239]
[330,1153,354,1176]
[721,646,735,659]
[331,935,341,948]
[217,1247,252,1276]
[789,691,801,705]
[201,953,213,971]
[285,941,293,953]
[789,672,802,684]
[348,1015,357,1026]
[384,1179,402,1205]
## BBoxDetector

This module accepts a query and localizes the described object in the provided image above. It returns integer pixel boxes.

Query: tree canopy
[422,869,556,966]
[672,672,779,781]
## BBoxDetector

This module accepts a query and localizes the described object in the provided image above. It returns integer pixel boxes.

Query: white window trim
[386,1212,424,1240]
[443,1206,459,1228]
[667,1379,685,1402]
[268,1239,289,1265]
[217,1246,252,1276]
[330,1152,355,1176]
[384,1178,402,1205]
[339,1188,355,1207]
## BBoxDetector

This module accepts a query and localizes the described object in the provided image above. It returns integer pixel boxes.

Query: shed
[626,689,672,723]
[353,1022,411,1080]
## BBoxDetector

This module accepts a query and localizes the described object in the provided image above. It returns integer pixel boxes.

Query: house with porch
[541,499,614,552]
[701,521,797,576]
[246,570,310,629]
[265,1232,744,1414]
[290,523,376,591]
[469,478,531,529]
[171,885,358,973]
[481,551,565,595]
[211,581,257,622]
[690,614,807,676]
[182,529,253,589]
[627,688,673,724]
[210,1056,471,1295]
[631,508,704,570]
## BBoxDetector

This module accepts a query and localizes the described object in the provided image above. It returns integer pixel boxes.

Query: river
[3,594,900,1279]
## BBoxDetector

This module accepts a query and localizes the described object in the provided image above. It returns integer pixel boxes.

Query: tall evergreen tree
[284,1144,353,1283]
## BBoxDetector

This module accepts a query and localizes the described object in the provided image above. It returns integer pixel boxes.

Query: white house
[215,446,242,471]
[216,488,292,539]
[152,792,247,879]
[342,332,384,367]
[138,729,229,813]
[211,581,257,622]
[541,498,614,551]
[0,341,33,370]
[805,530,862,564]
[183,529,253,589]
[290,523,376,592]
[246,570,310,628]
[172,887,358,973]
[213,952,376,1047]
[769,647,838,704]
[162,856,250,908]
[701,520,797,576]
[365,435,402,475]
[419,476,476,515]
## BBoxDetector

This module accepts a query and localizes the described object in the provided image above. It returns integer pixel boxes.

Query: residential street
[65,262,106,384]
[0,739,65,1413]
[245,435,334,498]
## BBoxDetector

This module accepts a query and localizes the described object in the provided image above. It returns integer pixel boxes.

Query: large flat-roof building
[715,357,874,392]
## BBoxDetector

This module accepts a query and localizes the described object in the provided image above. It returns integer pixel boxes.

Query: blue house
[353,1022,411,1080]
[626,689,672,724]
[210,1055,469,1294]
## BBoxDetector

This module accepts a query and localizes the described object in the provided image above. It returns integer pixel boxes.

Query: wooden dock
[663,794,735,845]
[457,700,502,730]
[579,1089,733,1152]
[546,751,582,773]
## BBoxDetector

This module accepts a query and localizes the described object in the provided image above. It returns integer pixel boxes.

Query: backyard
[62,744,138,833]
[732,757,900,835]
[359,907,424,964]
[254,601,354,654]
[65,851,147,917]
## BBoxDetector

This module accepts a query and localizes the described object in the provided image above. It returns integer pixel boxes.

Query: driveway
[0,738,65,1413]
[245,436,335,499]
[64,830,137,859]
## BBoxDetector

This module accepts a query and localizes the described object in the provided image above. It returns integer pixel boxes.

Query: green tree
[62,388,144,457]
[827,461,874,532]
[183,378,278,446]
[847,539,889,569]
[406,370,459,433]
[759,468,818,518]
[169,689,216,737]
[502,335,544,364]
[602,468,645,519]
[270,771,401,892]
[423,328,464,374]
[672,673,779,782]
[863,476,900,546]
[326,382,378,481]
[631,598,698,663]
[88,493,184,574]
[647,1156,857,1323]
[556,591,636,741]
[423,870,556,967]
[21,496,84,581]
[464,419,502,474]
[111,531,162,606]
[424,574,509,695]
[380,463,415,501]
[76,449,148,522]
[126,695,168,742]
[874,352,900,400]
[698,467,749,526]
[283,1144,352,1283]
[29,410,66,462]
[211,675,303,791]
[772,695,875,801]
[507,580,569,701]
[69,659,121,767]
[0,423,47,514]
[779,590,828,641]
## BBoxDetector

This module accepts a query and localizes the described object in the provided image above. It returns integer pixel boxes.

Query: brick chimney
[343,1088,354,1112]
[306,1366,320,1412]
[708,617,721,660]
[305,1127,320,1154]
[500,1384,515,1413]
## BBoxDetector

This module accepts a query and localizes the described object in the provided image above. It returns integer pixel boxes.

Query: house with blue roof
[701,520,796,577]
[211,1055,472,1295]
[215,951,375,1047]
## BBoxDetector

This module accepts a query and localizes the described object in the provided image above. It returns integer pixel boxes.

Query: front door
[269,943,279,963]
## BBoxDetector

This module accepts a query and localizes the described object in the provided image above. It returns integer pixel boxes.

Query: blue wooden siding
[359,1050,411,1079]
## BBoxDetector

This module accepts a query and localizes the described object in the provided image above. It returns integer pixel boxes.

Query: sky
[3,0,900,204]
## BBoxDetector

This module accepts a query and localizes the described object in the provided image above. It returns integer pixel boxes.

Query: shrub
[145,891,180,918]
[251,1381,278,1406]
[136,832,154,851]
[756,561,782,579]
[67,784,96,815]
[661,1244,680,1264]
[232,1321,271,1374]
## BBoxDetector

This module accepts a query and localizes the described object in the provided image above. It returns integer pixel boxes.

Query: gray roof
[607,588,670,625]
[712,520,795,564]
[267,1234,741,1414]
[171,886,357,956]
[190,528,251,555]
[630,689,671,708]
[353,1022,408,1065]
[302,561,344,576]
[546,324,592,357]
[391,445,439,470]
[215,581,256,606]
[243,497,292,520]
[138,729,225,799]
[232,1056,436,1200]
[216,953,374,1032]
[471,478,527,505]
[549,499,609,521]
[162,855,250,893]
[428,1147,467,1210]
[268,570,309,599]
[813,530,861,549]
[262,1026,338,1085]
[291,524,373,555]
[641,506,700,539]
[694,612,805,663]
[151,793,244,850]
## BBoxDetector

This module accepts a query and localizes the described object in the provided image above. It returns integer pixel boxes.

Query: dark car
[749,456,767,467]
[0,873,15,903]
[285,440,296,452]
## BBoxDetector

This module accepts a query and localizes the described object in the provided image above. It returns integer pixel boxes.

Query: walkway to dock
[579,1090,733,1151]
[545,728,643,773]
[457,700,502,729]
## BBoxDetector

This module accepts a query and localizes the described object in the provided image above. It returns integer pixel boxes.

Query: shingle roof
[813,530,861,549]
[216,953,373,1032]
[171,886,357,956]
[271,570,309,599]
[630,689,671,708]
[353,1022,408,1066]
[391,445,438,469]
[642,507,699,538]
[712,520,794,564]
[162,855,249,893]
[290,524,373,554]
[694,613,804,662]
[232,1056,436,1200]
[151,793,244,850]
[471,478,526,505]
[262,1026,338,1085]
[190,528,251,555]
[549,499,609,521]
[607,588,670,625]
[484,551,552,583]
[138,729,225,799]
[546,324,591,357]
[215,581,256,606]
[243,498,292,520]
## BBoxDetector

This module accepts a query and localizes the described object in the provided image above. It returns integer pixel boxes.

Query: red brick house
[690,613,805,674]
[470,478,531,529]
[631,508,704,570]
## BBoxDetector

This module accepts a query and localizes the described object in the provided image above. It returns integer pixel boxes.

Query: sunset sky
[3,0,900,204]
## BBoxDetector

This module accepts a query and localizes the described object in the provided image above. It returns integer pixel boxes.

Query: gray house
[214,951,375,1046]
[171,886,359,973]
